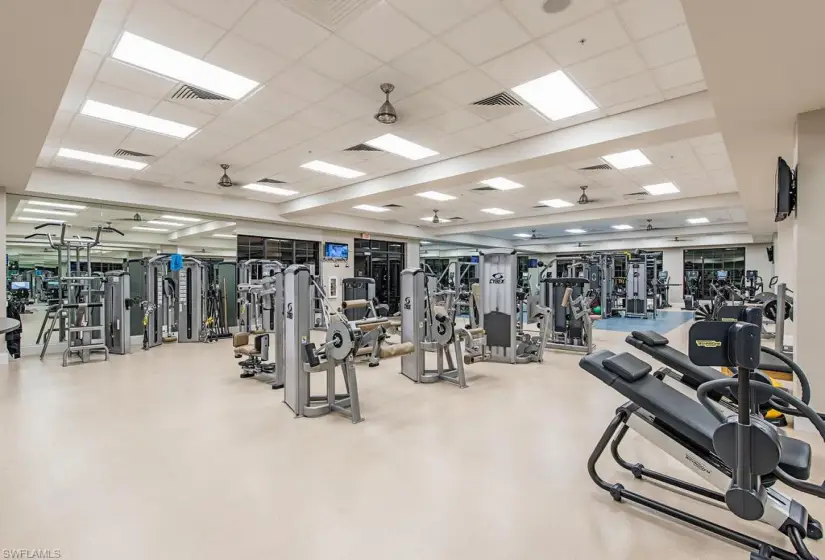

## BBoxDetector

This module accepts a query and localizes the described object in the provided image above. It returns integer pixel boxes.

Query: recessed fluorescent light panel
[212,234,237,239]
[162,215,200,222]
[17,217,65,223]
[539,199,574,208]
[57,148,147,170]
[111,32,259,100]
[365,134,438,160]
[420,241,432,245]
[687,217,710,224]
[242,183,298,196]
[512,70,597,121]
[481,208,513,216]
[148,220,184,227]
[416,191,456,201]
[513,233,532,238]
[301,160,365,179]
[22,208,77,216]
[566,229,587,234]
[602,149,652,170]
[28,200,86,210]
[353,204,390,213]
[81,100,196,138]
[132,226,168,232]
[479,177,524,191]
[642,182,680,196]
[420,216,451,223]
[612,224,634,230]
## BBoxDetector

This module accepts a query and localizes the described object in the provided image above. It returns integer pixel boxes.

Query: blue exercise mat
[594,311,694,333]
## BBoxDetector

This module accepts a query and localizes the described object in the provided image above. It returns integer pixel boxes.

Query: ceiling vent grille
[472,186,497,191]
[579,163,613,171]
[446,216,464,220]
[280,0,380,30]
[170,85,232,103]
[258,177,287,184]
[114,149,153,158]
[383,203,403,208]
[345,143,384,152]
[623,191,649,201]
[471,92,523,107]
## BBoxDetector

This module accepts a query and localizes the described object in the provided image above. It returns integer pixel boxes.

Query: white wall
[661,248,684,302]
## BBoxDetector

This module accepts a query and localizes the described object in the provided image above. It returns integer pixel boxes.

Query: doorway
[353,239,406,313]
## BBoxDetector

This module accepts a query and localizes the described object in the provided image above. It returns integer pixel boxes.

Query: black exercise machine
[580,312,825,559]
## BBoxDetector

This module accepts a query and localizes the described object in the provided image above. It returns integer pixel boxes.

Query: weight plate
[326,321,355,361]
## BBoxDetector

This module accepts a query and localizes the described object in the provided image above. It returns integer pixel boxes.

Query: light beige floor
[1,312,823,560]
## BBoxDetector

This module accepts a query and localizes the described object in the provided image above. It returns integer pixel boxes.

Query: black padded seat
[581,350,811,481]
[626,332,724,390]
[632,330,669,346]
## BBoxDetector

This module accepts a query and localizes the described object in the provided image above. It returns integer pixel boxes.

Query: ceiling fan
[431,209,441,224]
[671,236,692,243]
[108,212,146,223]
[217,163,238,188]
[526,229,551,240]
[578,185,598,204]
[646,219,654,231]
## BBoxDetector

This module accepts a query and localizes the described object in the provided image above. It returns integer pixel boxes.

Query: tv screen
[775,156,796,222]
[11,281,30,290]
[471,255,479,264]
[767,246,774,263]
[528,258,538,268]
[716,270,728,281]
[324,242,349,259]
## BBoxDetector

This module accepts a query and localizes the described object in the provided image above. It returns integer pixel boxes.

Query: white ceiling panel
[85,82,159,113]
[63,115,133,151]
[120,128,181,157]
[292,103,354,132]
[233,0,330,60]
[489,109,551,136]
[588,72,659,108]
[147,147,205,176]
[480,43,561,89]
[337,2,429,63]
[616,0,686,41]
[265,64,341,103]
[58,51,104,113]
[125,0,226,57]
[387,0,497,35]
[205,102,285,138]
[239,83,310,119]
[453,122,517,150]
[150,100,215,128]
[426,108,486,135]
[176,127,243,159]
[434,68,502,105]
[95,58,178,99]
[94,0,134,26]
[391,40,471,89]
[441,6,531,65]
[301,35,382,84]
[204,32,290,84]
[538,9,630,67]
[82,18,121,56]
[393,89,458,124]
[566,45,647,90]
[502,0,609,38]
[314,87,377,122]
[652,56,704,91]
[604,92,664,116]
[636,24,696,69]
[662,80,707,101]
[348,65,423,103]
[167,0,257,30]
[45,109,75,145]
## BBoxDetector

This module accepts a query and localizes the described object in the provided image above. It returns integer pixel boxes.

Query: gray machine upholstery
[479,249,518,363]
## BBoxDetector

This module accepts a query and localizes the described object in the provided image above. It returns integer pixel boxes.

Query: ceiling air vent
[170,84,232,103]
[258,177,287,184]
[345,143,384,152]
[472,186,497,192]
[383,204,403,208]
[624,191,649,201]
[279,0,380,30]
[471,92,523,107]
[579,163,613,171]
[114,149,153,158]
[446,216,464,220]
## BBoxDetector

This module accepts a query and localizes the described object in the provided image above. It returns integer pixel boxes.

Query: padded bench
[580,350,811,481]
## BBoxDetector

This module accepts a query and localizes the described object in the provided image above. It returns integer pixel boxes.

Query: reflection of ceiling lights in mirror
[513,233,532,238]
[17,217,65,223]
[420,216,451,223]
[28,200,86,210]
[212,234,237,239]
[57,148,147,170]
[566,229,587,234]
[353,204,390,213]
[112,32,259,100]
[642,182,680,195]
[687,217,709,224]
[416,191,455,201]
[481,208,513,215]
[612,224,634,230]
[132,226,168,232]
[162,215,200,222]
[539,199,574,208]
[148,220,183,227]
[242,183,298,196]
[81,100,196,138]
[22,208,77,216]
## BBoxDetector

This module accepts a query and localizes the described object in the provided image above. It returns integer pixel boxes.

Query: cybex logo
[684,453,712,474]
[286,302,293,320]
[489,272,505,284]
[403,297,411,310]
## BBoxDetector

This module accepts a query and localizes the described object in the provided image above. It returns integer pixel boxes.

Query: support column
[0,190,8,365]
[661,248,684,303]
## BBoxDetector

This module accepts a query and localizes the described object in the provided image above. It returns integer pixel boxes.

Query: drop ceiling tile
[96,59,178,99]
[538,10,630,67]
[82,19,121,56]
[150,100,216,128]
[267,64,341,103]
[177,127,244,158]
[338,2,429,63]
[301,36,383,83]
[234,0,330,60]
[616,0,686,40]
[453,122,516,149]
[46,109,75,143]
[662,79,707,100]
[391,40,471,89]
[59,51,104,112]
[603,92,664,115]
[512,122,557,139]
[247,118,325,157]
[63,115,134,152]
[394,89,458,123]
[652,56,704,90]
[292,105,354,132]
[167,0,256,29]
[125,0,226,57]
[566,45,647,89]
[480,43,561,89]
[94,0,133,26]
[489,109,550,135]
[85,82,160,114]
[240,83,310,119]
[426,108,486,135]
[434,68,502,105]
[387,0,497,35]
[205,33,289,84]
[636,25,696,69]
[207,103,287,137]
[587,71,659,107]
[120,129,181,157]
[348,65,423,103]
[441,6,531,65]
[502,0,609,37]
[316,88,377,121]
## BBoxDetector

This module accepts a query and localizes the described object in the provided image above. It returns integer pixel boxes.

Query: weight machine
[178,257,205,343]
[539,276,595,354]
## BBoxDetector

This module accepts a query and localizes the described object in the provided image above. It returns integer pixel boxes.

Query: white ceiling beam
[168,221,236,241]
[514,222,748,248]
[434,193,741,236]
[523,233,757,254]
[277,92,717,216]
[429,233,514,249]
[0,0,101,191]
